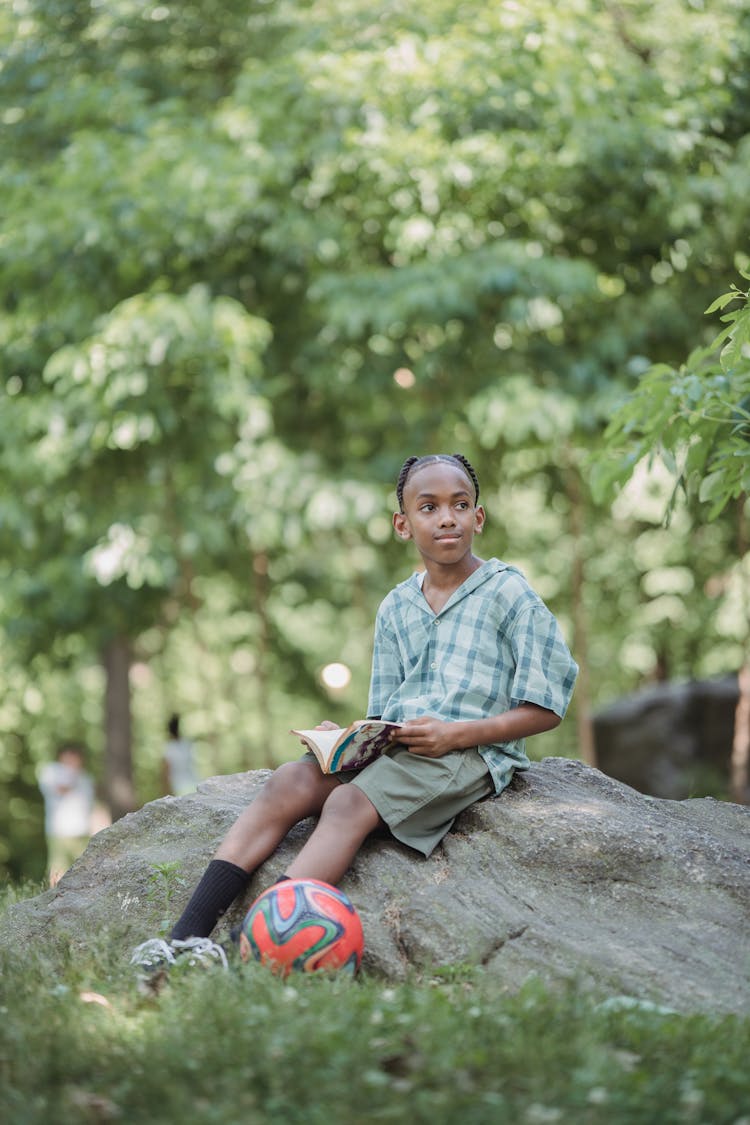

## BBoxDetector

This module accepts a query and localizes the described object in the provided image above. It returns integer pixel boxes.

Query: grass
[1,885,749,1125]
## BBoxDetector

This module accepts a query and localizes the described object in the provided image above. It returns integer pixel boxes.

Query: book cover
[291,720,401,773]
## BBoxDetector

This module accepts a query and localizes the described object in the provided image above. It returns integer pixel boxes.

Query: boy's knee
[322,783,380,828]
[269,759,306,785]
[263,758,324,803]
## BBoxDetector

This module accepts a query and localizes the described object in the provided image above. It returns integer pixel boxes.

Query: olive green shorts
[305,745,495,857]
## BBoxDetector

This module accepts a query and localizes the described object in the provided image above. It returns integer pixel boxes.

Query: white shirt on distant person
[38,760,94,837]
[163,737,199,796]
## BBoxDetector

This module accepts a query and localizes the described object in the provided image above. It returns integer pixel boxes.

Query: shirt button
[431,662,437,669]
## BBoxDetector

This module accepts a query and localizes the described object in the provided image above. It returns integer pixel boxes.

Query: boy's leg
[284,783,384,886]
[214,760,339,870]
[170,760,340,940]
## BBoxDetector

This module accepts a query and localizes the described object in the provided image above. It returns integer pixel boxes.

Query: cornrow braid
[396,453,480,512]
[395,456,420,513]
[450,453,480,506]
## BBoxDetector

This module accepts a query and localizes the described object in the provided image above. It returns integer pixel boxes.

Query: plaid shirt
[367,557,578,793]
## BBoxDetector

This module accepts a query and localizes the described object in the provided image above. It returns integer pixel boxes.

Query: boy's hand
[396,717,456,758]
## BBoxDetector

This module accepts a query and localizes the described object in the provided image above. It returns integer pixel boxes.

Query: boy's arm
[395,704,560,759]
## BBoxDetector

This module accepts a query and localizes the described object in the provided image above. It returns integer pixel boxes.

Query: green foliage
[144,861,188,936]
[594,276,750,520]
[0,906,748,1125]
[2,0,750,873]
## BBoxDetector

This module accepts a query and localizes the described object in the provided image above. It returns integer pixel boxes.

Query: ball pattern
[239,878,364,976]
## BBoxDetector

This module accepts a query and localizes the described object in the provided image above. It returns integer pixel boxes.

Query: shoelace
[171,937,228,969]
[130,936,228,970]
[130,938,176,967]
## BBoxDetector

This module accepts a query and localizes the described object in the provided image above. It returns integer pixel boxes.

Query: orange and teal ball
[239,878,364,977]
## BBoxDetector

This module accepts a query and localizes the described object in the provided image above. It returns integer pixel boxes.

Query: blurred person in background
[38,742,95,886]
[162,713,199,797]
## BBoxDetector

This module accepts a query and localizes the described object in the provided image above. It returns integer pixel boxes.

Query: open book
[291,720,401,774]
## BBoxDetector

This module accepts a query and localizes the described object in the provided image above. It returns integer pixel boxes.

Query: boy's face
[393,461,485,566]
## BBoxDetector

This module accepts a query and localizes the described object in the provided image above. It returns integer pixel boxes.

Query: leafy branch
[592,274,750,521]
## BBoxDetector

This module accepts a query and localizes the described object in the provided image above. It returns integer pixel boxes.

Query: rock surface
[2,757,748,1014]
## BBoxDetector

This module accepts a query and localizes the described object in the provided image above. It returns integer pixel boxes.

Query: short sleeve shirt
[367,558,579,793]
[38,762,95,837]
[163,739,199,796]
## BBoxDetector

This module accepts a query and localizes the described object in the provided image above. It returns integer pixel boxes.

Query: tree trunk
[252,551,276,770]
[566,459,597,767]
[102,635,137,821]
[729,497,749,804]
[730,664,750,804]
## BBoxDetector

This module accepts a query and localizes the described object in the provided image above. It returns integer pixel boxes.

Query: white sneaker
[170,937,228,969]
[130,937,177,971]
[130,936,228,973]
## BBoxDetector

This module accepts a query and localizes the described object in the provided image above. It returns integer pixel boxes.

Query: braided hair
[395,453,480,512]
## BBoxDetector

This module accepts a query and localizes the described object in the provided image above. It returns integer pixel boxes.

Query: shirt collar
[405,558,507,617]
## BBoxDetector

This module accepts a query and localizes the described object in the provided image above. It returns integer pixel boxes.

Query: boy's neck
[420,554,485,612]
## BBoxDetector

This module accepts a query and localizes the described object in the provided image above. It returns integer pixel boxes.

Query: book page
[292,727,346,759]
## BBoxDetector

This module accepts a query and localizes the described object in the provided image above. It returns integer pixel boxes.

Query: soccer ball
[239,878,364,977]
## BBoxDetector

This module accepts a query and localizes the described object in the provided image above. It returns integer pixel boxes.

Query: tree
[1,285,273,816]
[3,0,750,872]
[595,274,750,800]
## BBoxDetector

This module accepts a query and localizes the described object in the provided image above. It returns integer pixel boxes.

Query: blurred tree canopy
[1,0,749,878]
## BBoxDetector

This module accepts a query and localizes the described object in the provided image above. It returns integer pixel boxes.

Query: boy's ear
[392,512,412,540]
[474,505,486,533]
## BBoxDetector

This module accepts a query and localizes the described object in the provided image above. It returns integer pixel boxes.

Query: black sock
[170,859,251,940]
[229,874,293,944]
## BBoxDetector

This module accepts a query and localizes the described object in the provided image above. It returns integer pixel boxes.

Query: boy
[132,453,577,972]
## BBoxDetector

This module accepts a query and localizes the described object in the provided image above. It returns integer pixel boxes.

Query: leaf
[698,470,726,505]
[704,289,743,315]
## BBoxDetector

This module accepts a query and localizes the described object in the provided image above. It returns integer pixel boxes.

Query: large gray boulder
[2,757,748,1015]
[593,675,739,799]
